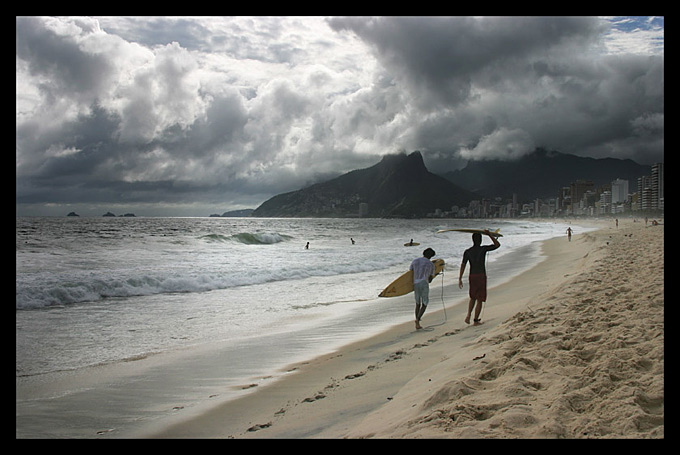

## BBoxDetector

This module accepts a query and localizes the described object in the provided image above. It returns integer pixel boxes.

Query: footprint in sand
[302,393,326,402]
[344,371,366,379]
[246,422,272,432]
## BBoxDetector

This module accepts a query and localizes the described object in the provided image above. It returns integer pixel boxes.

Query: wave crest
[231,232,292,245]
[199,232,292,245]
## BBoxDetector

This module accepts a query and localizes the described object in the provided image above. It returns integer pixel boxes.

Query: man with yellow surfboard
[409,247,437,330]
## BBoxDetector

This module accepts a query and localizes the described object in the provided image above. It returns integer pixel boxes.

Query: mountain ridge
[252,151,475,218]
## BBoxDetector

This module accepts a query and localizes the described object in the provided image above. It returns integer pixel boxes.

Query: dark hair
[423,247,435,258]
[472,232,482,245]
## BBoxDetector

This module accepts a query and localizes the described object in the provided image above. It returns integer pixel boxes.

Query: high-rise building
[611,178,629,204]
[652,163,664,210]
[638,163,664,212]
[638,175,653,211]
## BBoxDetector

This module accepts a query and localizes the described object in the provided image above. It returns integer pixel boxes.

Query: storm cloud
[16,16,663,216]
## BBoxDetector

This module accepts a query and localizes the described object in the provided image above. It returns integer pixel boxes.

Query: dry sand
[146,219,663,439]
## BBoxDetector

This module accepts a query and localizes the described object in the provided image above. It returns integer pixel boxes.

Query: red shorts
[469,274,487,302]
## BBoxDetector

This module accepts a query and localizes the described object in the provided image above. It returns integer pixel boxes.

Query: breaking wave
[230,232,292,245]
[199,232,292,245]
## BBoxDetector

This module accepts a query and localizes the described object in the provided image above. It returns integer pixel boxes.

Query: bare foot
[415,320,422,330]
[473,319,482,326]
[464,315,470,324]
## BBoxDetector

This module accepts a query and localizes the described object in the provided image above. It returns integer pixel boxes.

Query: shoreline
[144,218,663,438]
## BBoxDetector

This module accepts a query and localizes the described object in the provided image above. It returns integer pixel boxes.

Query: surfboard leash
[439,266,447,322]
[423,266,448,330]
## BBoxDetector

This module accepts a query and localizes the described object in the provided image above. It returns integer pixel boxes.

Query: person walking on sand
[566,227,573,242]
[458,230,500,325]
[410,248,436,330]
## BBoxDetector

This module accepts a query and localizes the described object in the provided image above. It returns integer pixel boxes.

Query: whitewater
[16,216,594,437]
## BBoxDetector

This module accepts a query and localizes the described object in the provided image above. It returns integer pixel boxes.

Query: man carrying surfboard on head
[458,230,500,325]
[410,248,436,330]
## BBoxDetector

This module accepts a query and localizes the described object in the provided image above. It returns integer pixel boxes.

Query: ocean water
[16,216,592,437]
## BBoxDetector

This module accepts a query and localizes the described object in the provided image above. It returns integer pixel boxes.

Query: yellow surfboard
[379,258,446,298]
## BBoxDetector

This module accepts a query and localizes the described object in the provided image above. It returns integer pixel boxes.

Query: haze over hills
[252,151,475,218]
[252,149,652,218]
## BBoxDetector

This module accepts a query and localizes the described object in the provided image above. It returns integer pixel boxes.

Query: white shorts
[414,280,429,306]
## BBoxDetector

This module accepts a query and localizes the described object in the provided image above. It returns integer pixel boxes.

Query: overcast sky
[16,16,664,216]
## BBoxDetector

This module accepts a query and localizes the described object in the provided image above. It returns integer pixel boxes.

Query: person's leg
[465,298,474,324]
[414,281,423,329]
[414,281,429,329]
[416,302,427,323]
[469,274,487,324]
[473,300,483,324]
[415,303,422,328]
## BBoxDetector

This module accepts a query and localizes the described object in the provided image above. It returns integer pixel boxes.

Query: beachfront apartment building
[638,163,664,212]
[611,179,629,205]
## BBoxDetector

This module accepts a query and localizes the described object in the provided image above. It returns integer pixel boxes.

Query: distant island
[102,212,136,217]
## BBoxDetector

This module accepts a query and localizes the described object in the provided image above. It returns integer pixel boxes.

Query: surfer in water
[458,230,500,325]
[410,248,436,330]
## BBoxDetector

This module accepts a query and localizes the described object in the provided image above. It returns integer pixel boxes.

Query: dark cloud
[327,17,606,107]
[16,16,663,216]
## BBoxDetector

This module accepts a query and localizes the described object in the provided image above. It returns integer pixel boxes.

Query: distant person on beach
[458,231,500,325]
[410,247,436,330]
[305,242,309,249]
[566,227,573,242]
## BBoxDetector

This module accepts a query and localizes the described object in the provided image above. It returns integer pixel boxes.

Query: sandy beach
[145,219,663,439]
